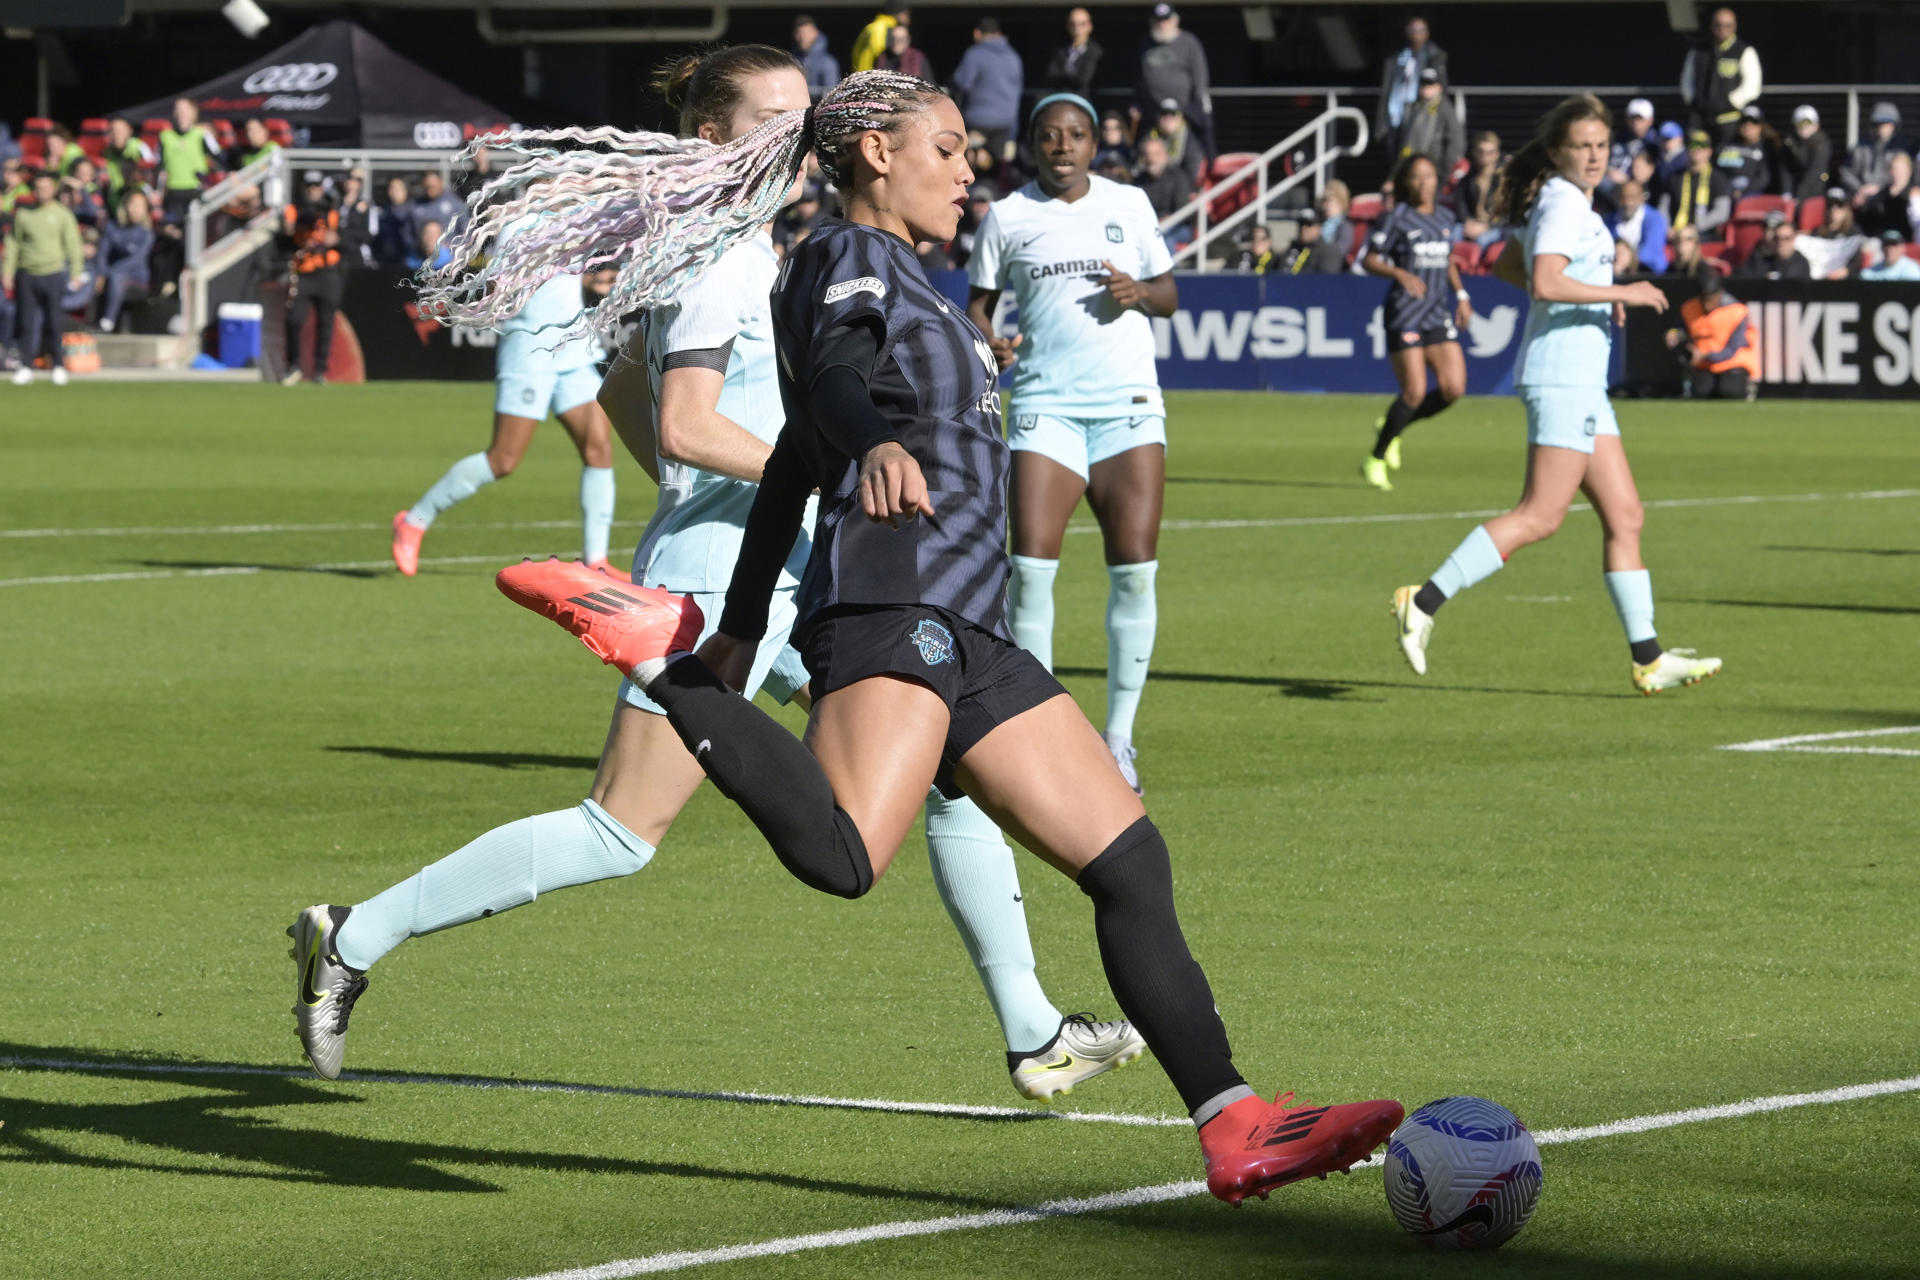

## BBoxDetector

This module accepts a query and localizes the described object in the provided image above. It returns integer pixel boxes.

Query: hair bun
[653,53,704,115]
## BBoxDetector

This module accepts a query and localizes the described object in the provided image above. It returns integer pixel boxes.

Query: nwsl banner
[934,271,1530,396]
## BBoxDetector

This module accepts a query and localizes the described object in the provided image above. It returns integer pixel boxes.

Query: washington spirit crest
[910,619,956,666]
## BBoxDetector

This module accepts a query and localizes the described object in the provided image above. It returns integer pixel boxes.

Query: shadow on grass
[327,745,601,771]
[1763,545,1920,557]
[1673,597,1920,617]
[1054,666,1631,702]
[1166,475,1354,490]
[0,1042,1018,1201]
[128,558,381,580]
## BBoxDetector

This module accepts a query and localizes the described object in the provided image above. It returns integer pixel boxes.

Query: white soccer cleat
[288,904,368,1080]
[1106,734,1142,795]
[10,367,32,386]
[1390,586,1434,675]
[1010,1013,1149,1101]
[50,366,68,387]
[1632,647,1722,695]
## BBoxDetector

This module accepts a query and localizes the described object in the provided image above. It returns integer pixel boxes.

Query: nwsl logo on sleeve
[910,620,956,666]
[824,277,886,304]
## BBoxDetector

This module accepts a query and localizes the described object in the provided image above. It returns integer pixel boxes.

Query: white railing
[1162,104,1368,272]
[183,149,288,267]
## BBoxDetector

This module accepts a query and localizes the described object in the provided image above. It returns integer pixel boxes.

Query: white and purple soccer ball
[1383,1096,1542,1250]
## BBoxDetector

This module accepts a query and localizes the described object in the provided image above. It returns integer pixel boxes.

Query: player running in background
[1390,95,1722,694]
[294,50,1141,1104]
[389,238,617,577]
[465,70,1402,1205]
[1360,152,1472,491]
[964,92,1176,794]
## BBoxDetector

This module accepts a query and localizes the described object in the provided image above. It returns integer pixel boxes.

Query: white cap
[1792,104,1818,125]
[1627,98,1654,119]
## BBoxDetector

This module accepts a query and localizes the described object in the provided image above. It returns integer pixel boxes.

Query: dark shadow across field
[1054,666,1632,702]
[327,745,601,771]
[1675,597,1920,616]
[1763,545,1920,557]
[128,558,380,579]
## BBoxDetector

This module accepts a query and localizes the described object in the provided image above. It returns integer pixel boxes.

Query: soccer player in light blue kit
[1390,95,1722,694]
[389,234,617,577]
[966,92,1178,792]
[295,49,1141,1100]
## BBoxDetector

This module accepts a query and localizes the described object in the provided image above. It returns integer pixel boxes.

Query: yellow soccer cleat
[1632,648,1723,694]
[1384,436,1403,471]
[1361,456,1393,491]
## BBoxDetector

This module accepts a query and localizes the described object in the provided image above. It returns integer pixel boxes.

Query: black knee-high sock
[1372,396,1420,459]
[1411,389,1454,422]
[1078,816,1244,1114]
[649,658,873,898]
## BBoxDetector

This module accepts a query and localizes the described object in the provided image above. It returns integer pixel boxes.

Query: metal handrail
[1161,105,1368,273]
[184,149,288,267]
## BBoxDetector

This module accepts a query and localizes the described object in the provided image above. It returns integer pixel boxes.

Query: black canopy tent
[115,19,511,149]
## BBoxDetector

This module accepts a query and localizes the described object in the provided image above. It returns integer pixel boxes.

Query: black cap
[1882,228,1906,244]
[1741,104,1765,123]
[1697,263,1725,294]
[792,12,814,27]
[1157,97,1182,114]
[302,170,325,185]
[1294,205,1321,224]
[1764,209,1787,228]
[1418,67,1442,84]
[1152,3,1177,18]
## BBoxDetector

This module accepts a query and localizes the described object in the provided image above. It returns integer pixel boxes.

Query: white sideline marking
[514,1075,1920,1279]
[3,488,1915,543]
[1720,725,1920,758]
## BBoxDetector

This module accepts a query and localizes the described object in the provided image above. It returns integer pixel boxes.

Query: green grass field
[2,383,1916,1279]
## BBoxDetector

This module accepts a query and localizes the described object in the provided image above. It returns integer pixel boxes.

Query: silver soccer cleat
[1107,734,1142,795]
[288,904,368,1080]
[1390,585,1434,675]
[1010,1013,1149,1101]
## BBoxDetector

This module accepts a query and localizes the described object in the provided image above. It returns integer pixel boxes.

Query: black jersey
[1370,204,1459,335]
[759,219,1012,642]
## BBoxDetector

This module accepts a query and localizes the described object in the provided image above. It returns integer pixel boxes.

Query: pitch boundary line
[1719,725,1920,758]
[4,487,1914,543]
[514,1075,1920,1279]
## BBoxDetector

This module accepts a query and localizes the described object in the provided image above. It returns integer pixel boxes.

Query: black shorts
[1386,320,1460,354]
[800,603,1066,798]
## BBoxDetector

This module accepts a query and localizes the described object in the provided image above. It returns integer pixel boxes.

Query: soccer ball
[1382,1096,1542,1250]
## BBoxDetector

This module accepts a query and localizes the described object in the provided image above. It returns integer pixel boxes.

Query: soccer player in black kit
[1361,153,1474,490]
[467,71,1402,1205]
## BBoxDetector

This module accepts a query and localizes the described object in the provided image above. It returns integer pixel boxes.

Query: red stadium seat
[265,118,294,146]
[1206,152,1259,222]
[1734,194,1792,222]
[1795,195,1826,233]
[1700,239,1729,262]
[1480,237,1508,272]
[1727,221,1764,265]
[211,118,238,149]
[20,117,52,168]
[1905,243,1920,263]
[1451,238,1483,274]
[1703,255,1732,275]
[78,117,110,161]
[1349,193,1383,221]
[24,116,54,132]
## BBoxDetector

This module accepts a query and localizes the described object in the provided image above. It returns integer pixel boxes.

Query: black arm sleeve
[717,430,813,641]
[807,319,901,460]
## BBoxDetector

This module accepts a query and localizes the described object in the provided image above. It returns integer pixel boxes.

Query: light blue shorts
[1006,410,1167,480]
[495,365,603,419]
[1521,385,1620,455]
[617,585,809,715]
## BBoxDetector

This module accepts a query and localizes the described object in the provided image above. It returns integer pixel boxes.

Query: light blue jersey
[1513,176,1614,389]
[631,233,810,594]
[966,175,1172,417]
[495,223,600,377]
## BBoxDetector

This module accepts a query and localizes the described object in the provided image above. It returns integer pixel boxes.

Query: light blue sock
[1429,524,1506,599]
[580,465,615,564]
[334,799,654,971]
[1104,560,1158,743]
[406,452,496,530]
[1008,555,1058,671]
[1605,568,1657,643]
[924,787,1063,1054]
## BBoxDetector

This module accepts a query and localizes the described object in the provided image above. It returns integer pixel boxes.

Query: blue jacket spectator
[792,16,840,99]
[1607,180,1669,273]
[951,18,1024,146]
[410,171,465,240]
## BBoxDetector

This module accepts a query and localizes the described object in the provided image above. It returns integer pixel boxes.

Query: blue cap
[1658,120,1685,141]
[1028,92,1099,132]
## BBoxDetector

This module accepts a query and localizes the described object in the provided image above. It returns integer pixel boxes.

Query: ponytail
[1491,93,1611,226]
[417,70,944,345]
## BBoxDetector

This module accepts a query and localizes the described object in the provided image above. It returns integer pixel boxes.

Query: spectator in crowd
[1796,190,1860,277]
[1680,7,1763,142]
[281,172,345,384]
[774,180,825,253]
[951,16,1023,162]
[1320,178,1355,262]
[102,119,152,214]
[1047,8,1102,97]
[1392,68,1463,181]
[1663,130,1732,236]
[1856,151,1915,241]
[1137,3,1213,158]
[156,97,219,227]
[791,16,840,98]
[1859,230,1920,281]
[60,160,108,228]
[45,123,86,176]
[0,121,17,165]
[1376,14,1447,157]
[1735,213,1810,279]
[1841,101,1902,197]
[1610,178,1670,273]
[1780,105,1832,200]
[1629,148,1668,211]
[337,171,376,269]
[1654,120,1690,191]
[1095,112,1135,174]
[1147,99,1205,186]
[1,156,27,213]
[876,22,932,80]
[850,4,909,73]
[1668,266,1756,400]
[1716,104,1779,198]
[1667,223,1706,274]
[1455,131,1503,245]
[1230,223,1276,272]
[412,170,465,240]
[97,188,154,332]
[1283,208,1344,273]
[232,117,278,170]
[1608,99,1657,189]
[59,228,102,320]
[953,180,995,266]
[372,175,415,266]
[4,170,85,386]
[1135,135,1194,249]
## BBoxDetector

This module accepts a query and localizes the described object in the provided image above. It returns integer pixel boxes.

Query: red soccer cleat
[391,511,424,576]
[583,559,631,582]
[496,557,704,677]
[1201,1091,1405,1205]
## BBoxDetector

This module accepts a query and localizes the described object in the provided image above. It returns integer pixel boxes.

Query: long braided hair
[417,68,945,344]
